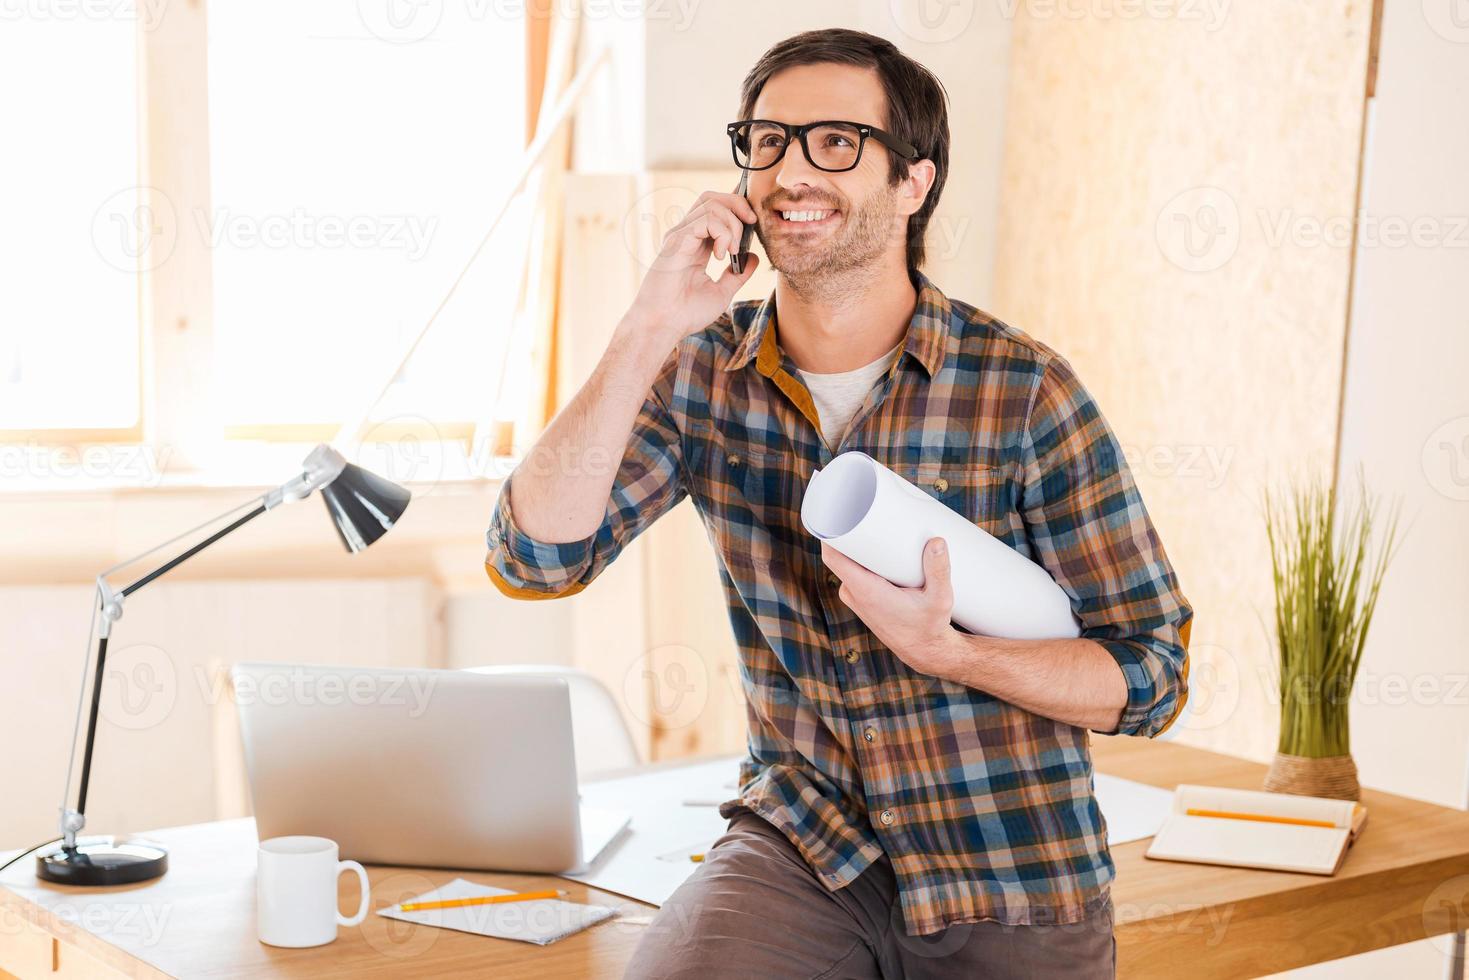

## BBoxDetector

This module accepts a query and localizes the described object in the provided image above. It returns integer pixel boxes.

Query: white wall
[1276,3,1469,977]
[1334,0,1469,814]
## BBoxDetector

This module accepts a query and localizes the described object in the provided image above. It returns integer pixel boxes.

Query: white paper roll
[800,451,1082,640]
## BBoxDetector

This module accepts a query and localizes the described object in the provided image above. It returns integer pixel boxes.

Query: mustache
[764,196,842,211]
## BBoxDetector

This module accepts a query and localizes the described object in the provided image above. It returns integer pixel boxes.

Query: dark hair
[737,28,951,280]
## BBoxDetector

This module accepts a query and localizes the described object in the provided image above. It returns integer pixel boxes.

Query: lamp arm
[59,502,269,847]
[57,447,346,846]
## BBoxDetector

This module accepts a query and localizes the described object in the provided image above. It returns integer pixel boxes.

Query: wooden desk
[1096,736,1469,977]
[3,738,1467,979]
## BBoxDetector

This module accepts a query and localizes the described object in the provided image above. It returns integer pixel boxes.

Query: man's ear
[897,159,938,218]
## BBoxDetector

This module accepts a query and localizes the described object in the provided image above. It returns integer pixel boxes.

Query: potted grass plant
[1261,468,1402,801]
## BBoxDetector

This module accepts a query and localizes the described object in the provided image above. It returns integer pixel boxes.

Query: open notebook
[1145,784,1369,875]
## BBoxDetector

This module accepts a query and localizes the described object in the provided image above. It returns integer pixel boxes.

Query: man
[485,28,1191,979]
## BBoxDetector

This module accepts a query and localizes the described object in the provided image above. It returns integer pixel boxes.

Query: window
[207,3,528,430]
[0,15,139,431]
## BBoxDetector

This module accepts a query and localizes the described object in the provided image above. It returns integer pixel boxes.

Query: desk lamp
[36,444,410,886]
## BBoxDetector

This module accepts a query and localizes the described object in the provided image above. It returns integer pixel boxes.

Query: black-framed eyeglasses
[726,119,919,173]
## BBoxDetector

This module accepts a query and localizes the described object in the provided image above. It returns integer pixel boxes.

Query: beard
[755,179,900,289]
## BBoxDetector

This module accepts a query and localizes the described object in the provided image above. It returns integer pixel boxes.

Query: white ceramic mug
[257,836,370,948]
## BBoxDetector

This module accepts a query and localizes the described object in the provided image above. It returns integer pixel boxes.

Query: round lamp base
[37,837,168,886]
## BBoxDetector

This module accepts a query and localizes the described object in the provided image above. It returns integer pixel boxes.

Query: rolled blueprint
[800,451,1082,640]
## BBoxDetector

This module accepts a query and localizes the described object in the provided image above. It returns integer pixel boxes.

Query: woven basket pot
[1263,752,1360,801]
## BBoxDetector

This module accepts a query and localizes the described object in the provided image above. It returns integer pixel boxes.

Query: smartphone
[729,169,756,275]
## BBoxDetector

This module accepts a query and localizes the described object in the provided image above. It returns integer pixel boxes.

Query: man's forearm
[939,631,1129,733]
[509,311,677,544]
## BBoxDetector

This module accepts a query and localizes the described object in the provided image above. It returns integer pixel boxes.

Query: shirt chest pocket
[892,457,1017,544]
[686,420,786,513]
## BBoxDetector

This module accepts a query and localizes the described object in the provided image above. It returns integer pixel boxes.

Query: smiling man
[484,28,1191,980]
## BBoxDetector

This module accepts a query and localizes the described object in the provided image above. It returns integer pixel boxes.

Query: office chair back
[462,664,641,780]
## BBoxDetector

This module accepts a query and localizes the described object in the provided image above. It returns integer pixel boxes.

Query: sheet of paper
[560,755,1173,907]
[376,877,617,946]
[558,756,744,907]
[800,451,1082,639]
[1094,772,1175,844]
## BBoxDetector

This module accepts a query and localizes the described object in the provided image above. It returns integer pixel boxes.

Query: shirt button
[862,726,876,742]
[933,477,949,493]
[880,809,895,826]
[844,649,860,664]
[726,453,740,467]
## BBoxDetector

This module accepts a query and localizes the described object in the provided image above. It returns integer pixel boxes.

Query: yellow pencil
[1184,808,1336,829]
[398,888,567,912]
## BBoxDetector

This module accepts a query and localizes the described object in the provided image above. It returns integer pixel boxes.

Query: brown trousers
[622,807,1116,979]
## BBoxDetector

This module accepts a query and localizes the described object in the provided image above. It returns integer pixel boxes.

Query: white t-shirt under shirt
[796,338,904,448]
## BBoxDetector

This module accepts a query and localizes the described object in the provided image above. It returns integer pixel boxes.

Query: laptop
[232,662,630,875]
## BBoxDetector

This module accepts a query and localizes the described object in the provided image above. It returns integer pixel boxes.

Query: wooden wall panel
[993,4,1372,760]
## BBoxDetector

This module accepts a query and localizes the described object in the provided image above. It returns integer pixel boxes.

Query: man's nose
[773,140,823,191]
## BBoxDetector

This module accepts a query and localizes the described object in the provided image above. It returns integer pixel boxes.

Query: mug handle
[336,860,371,927]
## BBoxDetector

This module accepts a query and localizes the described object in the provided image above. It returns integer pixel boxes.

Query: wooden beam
[139,0,215,471]
[1366,0,1385,98]
[525,0,553,147]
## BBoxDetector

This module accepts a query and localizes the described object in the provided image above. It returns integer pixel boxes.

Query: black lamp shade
[319,462,411,552]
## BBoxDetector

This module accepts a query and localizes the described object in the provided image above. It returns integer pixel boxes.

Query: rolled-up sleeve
[1018,354,1193,738]
[484,347,687,600]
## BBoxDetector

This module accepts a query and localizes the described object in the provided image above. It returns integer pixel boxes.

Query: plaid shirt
[484,270,1192,936]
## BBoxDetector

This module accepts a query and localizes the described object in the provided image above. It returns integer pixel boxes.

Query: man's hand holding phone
[625,188,760,347]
